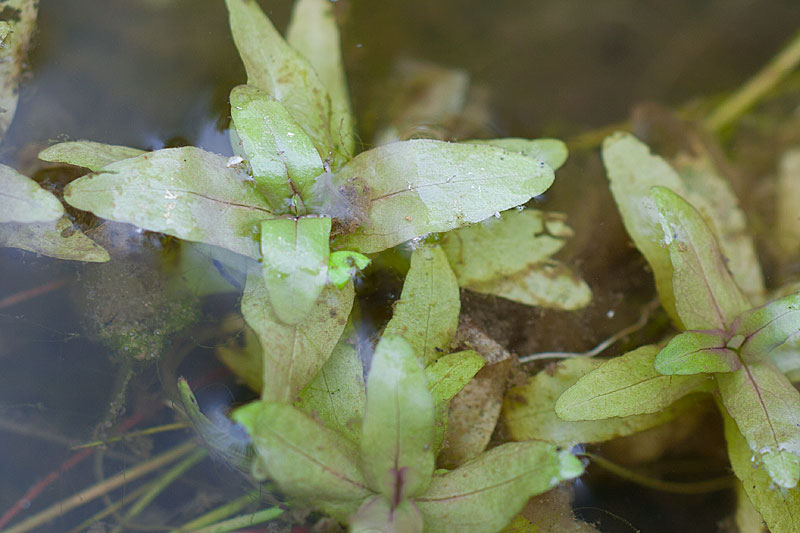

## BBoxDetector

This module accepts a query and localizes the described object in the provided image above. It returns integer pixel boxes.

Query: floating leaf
[441,209,570,286]
[654,330,739,375]
[328,250,370,288]
[602,132,684,325]
[225,0,336,162]
[382,245,460,365]
[723,409,800,532]
[350,496,423,533]
[736,292,800,361]
[0,0,37,139]
[232,401,372,506]
[466,138,568,171]
[38,141,146,171]
[296,323,366,444]
[65,147,273,258]
[504,356,705,447]
[555,345,712,421]
[425,350,485,452]
[0,163,63,223]
[260,217,330,325]
[230,84,324,209]
[286,0,356,163]
[466,260,591,310]
[416,442,583,533]
[314,139,554,253]
[241,271,353,401]
[652,186,750,330]
[361,336,435,501]
[716,359,800,489]
[0,217,109,262]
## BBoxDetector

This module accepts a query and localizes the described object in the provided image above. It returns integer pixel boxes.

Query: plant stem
[170,489,263,532]
[1,440,198,533]
[186,507,283,533]
[705,30,800,133]
[73,422,191,450]
[69,483,152,533]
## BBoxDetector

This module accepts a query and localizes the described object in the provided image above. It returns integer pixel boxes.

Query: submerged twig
[519,300,660,364]
[705,29,800,132]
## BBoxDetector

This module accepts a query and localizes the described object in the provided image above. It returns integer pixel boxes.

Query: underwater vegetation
[2,0,800,531]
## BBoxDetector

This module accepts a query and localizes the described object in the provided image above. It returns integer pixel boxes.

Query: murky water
[1,0,799,531]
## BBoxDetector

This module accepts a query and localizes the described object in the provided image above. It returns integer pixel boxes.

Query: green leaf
[0,163,63,223]
[415,442,583,533]
[313,139,554,253]
[777,149,800,256]
[555,345,712,421]
[241,271,353,401]
[652,186,750,330]
[465,138,568,171]
[361,336,435,501]
[425,350,485,452]
[295,323,366,444]
[717,359,800,489]
[176,378,251,471]
[0,0,37,140]
[0,217,109,262]
[232,401,373,505]
[225,0,337,162]
[350,496,424,533]
[466,260,591,310]
[286,0,356,164]
[382,245,460,365]
[329,250,371,288]
[602,132,684,325]
[260,217,331,325]
[441,209,570,286]
[230,85,324,209]
[38,141,146,171]
[736,292,800,361]
[65,147,273,259]
[723,409,800,532]
[654,330,739,375]
[503,357,704,447]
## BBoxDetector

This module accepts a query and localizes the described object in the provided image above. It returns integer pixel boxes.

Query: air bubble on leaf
[493,211,501,219]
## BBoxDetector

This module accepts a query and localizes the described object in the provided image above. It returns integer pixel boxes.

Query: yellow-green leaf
[654,330,739,375]
[38,141,145,171]
[0,163,63,223]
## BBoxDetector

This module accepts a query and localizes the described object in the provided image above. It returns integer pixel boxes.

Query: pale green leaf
[723,409,800,532]
[652,186,750,330]
[230,84,324,209]
[777,149,800,256]
[241,271,353,401]
[503,356,704,447]
[440,209,570,286]
[425,350,485,453]
[0,163,63,223]
[465,138,568,171]
[555,345,712,421]
[416,442,583,533]
[672,150,765,303]
[0,217,109,262]
[350,496,424,533]
[602,132,683,325]
[654,330,739,375]
[0,0,36,139]
[64,147,273,258]
[382,245,460,365]
[328,250,370,288]
[295,323,366,444]
[232,401,373,504]
[717,359,800,489]
[225,0,337,162]
[466,260,591,310]
[736,292,800,361]
[312,139,554,253]
[260,217,330,325]
[361,336,435,501]
[286,0,356,163]
[38,141,146,171]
